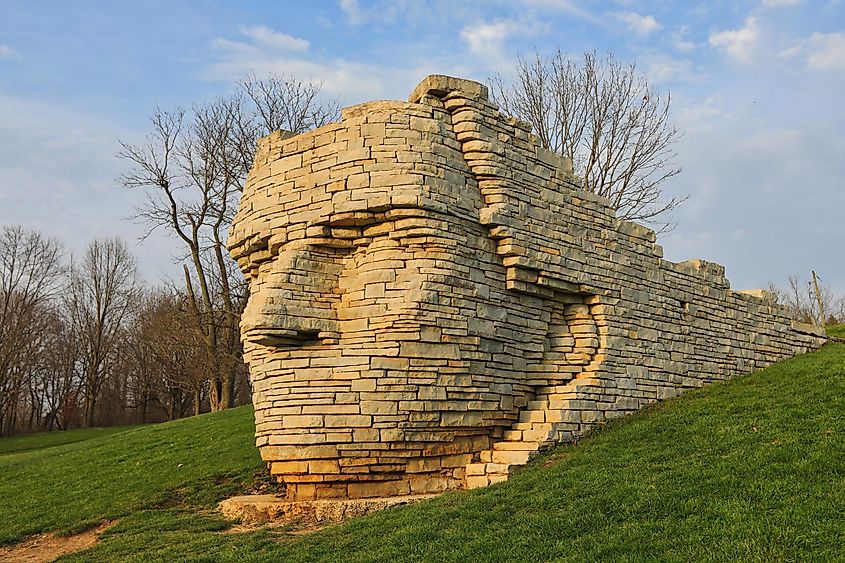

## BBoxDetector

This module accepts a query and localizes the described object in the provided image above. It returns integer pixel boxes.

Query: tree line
[0,227,248,435]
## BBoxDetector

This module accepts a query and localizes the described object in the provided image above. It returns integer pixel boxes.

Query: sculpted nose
[241,246,341,346]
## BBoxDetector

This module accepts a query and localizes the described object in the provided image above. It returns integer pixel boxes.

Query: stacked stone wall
[229,75,826,499]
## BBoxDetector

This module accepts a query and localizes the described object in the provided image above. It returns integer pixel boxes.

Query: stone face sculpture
[228,75,826,501]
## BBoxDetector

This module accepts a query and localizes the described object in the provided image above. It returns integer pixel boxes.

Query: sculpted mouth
[245,328,320,347]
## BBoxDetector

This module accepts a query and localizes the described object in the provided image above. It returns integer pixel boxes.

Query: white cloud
[0,95,178,283]
[238,26,309,52]
[709,17,759,63]
[336,0,430,26]
[460,17,547,65]
[662,109,845,294]
[777,45,802,59]
[640,53,699,84]
[0,44,17,59]
[207,26,475,102]
[806,32,845,70]
[516,0,601,23]
[339,0,364,25]
[661,71,845,295]
[614,12,662,36]
[771,32,845,71]
[671,26,697,52]
[762,0,802,6]
[675,40,696,52]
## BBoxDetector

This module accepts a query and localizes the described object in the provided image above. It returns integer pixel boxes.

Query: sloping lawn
[2,341,842,561]
[0,407,263,545]
[0,425,142,456]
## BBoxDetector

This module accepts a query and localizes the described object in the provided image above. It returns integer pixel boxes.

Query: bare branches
[491,50,686,233]
[769,275,845,326]
[240,73,341,135]
[0,226,64,435]
[118,108,189,244]
[66,238,140,427]
[0,224,244,433]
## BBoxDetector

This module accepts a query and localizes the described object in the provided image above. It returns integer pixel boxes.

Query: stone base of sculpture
[219,493,438,525]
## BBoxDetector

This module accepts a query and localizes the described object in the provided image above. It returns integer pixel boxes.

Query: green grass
[2,343,843,562]
[0,407,264,545]
[827,323,845,338]
[0,425,142,455]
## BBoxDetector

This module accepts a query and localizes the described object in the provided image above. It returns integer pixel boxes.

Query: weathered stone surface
[229,74,826,500]
[219,494,438,525]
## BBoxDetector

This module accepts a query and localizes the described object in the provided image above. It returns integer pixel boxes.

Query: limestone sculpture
[228,75,826,501]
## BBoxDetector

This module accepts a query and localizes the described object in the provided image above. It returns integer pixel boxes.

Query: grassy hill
[1,339,843,562]
[0,425,143,456]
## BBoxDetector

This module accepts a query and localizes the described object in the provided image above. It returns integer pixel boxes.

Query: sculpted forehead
[229,100,480,270]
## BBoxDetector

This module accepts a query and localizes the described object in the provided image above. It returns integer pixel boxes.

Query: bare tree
[125,288,208,422]
[491,51,685,232]
[125,291,162,424]
[66,238,139,427]
[0,226,64,435]
[240,73,340,136]
[118,74,338,412]
[768,275,844,326]
[37,311,79,431]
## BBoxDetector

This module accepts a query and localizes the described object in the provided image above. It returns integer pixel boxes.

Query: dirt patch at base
[0,521,114,563]
[222,513,331,536]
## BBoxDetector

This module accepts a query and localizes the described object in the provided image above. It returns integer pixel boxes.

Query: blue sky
[1,0,843,293]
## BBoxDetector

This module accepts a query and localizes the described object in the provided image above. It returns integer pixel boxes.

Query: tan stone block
[380,428,405,441]
[348,480,411,499]
[465,463,487,476]
[270,460,309,474]
[301,405,359,415]
[325,415,372,428]
[370,357,410,370]
[284,415,323,428]
[309,459,341,474]
[405,457,441,473]
[440,412,483,427]
[351,378,377,392]
[353,428,380,442]
[399,341,460,359]
[491,450,532,465]
[441,454,473,468]
[410,476,451,494]
[288,483,317,500]
[260,445,339,461]
[360,401,398,415]
[465,475,490,489]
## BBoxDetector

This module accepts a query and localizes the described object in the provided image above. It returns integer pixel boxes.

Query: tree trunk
[194,388,201,416]
[140,393,148,424]
[168,388,177,421]
[84,392,96,428]
[209,377,222,412]
[222,372,235,409]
